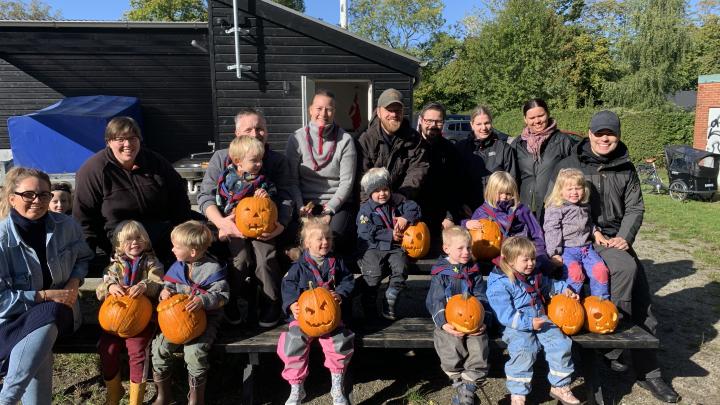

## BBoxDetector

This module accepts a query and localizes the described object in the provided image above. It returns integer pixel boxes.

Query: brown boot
[188,374,207,405]
[152,372,172,405]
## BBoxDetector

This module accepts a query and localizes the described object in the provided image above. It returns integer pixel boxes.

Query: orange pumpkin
[297,283,340,337]
[583,296,619,334]
[98,294,153,338]
[402,221,431,259]
[547,294,585,335]
[469,219,503,261]
[445,293,485,334]
[234,196,278,238]
[156,294,207,344]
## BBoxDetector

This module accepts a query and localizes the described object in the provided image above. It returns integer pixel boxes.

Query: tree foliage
[271,0,305,12]
[0,0,60,20]
[125,0,207,22]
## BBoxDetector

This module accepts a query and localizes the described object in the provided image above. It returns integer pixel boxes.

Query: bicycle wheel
[669,180,688,201]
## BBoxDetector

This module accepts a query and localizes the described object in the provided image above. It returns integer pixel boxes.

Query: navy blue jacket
[356,193,421,251]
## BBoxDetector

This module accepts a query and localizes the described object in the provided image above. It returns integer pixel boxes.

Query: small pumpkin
[234,196,278,238]
[547,294,585,335]
[583,296,619,334]
[297,282,340,337]
[157,294,207,344]
[402,221,431,259]
[469,219,503,261]
[98,294,153,338]
[445,293,485,334]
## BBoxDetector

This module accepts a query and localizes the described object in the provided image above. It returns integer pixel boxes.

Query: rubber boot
[188,374,207,405]
[152,371,172,405]
[129,381,146,405]
[104,374,124,405]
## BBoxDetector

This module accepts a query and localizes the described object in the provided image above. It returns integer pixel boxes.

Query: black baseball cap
[590,110,621,136]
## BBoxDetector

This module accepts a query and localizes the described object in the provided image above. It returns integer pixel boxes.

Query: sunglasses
[14,191,53,203]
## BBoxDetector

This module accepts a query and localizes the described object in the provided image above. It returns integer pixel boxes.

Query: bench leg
[581,348,605,405]
[242,353,260,405]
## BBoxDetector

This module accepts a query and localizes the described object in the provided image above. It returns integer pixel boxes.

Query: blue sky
[43,0,484,29]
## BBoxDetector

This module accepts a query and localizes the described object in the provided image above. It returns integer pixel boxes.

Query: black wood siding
[209,0,417,152]
[0,26,213,162]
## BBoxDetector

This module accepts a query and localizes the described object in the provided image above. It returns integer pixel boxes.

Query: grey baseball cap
[590,110,621,136]
[377,88,404,108]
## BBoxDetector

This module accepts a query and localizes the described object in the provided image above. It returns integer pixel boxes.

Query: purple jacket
[543,202,594,257]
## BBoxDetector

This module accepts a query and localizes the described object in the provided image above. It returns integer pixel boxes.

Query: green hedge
[492,108,695,162]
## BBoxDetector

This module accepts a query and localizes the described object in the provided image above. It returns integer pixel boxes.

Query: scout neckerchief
[305,124,339,171]
[513,270,545,308]
[164,261,227,295]
[120,254,146,286]
[373,202,397,230]
[301,250,337,289]
[216,158,268,210]
[481,201,516,237]
[431,260,480,299]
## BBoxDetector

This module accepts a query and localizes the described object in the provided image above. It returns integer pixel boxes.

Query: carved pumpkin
[583,296,619,334]
[402,221,431,259]
[469,219,503,261]
[157,294,207,344]
[445,293,485,334]
[98,294,153,338]
[234,196,278,238]
[297,283,340,337]
[547,294,585,335]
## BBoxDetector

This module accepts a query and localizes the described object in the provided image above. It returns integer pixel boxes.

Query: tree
[348,0,444,52]
[413,32,464,110]
[0,0,60,20]
[271,0,305,12]
[125,0,207,22]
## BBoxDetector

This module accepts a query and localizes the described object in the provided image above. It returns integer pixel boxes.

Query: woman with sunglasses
[0,167,93,405]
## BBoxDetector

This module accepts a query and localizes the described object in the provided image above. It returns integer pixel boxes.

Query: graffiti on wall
[708,107,720,153]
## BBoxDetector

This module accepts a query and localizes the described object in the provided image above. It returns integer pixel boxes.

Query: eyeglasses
[112,136,140,144]
[14,191,53,203]
[423,118,444,126]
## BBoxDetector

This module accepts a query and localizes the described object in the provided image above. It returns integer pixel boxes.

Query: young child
[277,218,355,405]
[356,167,421,321]
[487,236,580,405]
[216,135,282,327]
[544,168,610,298]
[96,220,164,405]
[50,181,73,215]
[463,171,550,271]
[151,220,229,405]
[426,226,490,405]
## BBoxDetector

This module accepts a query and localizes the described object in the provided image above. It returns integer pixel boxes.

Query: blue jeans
[0,323,57,405]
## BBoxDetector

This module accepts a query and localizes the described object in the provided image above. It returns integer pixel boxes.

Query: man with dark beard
[357,89,429,202]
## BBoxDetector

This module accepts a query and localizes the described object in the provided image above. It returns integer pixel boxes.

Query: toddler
[50,181,72,215]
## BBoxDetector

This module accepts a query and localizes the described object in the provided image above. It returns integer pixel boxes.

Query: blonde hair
[300,218,332,248]
[497,236,536,283]
[545,168,590,208]
[484,171,520,209]
[229,135,265,162]
[442,226,472,246]
[113,220,152,256]
[0,167,52,218]
[170,220,213,253]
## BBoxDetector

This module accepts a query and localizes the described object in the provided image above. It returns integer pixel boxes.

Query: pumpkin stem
[308,281,314,290]
[462,291,470,300]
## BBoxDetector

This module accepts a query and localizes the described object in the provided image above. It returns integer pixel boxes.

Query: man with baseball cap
[356,88,429,201]
[548,110,679,403]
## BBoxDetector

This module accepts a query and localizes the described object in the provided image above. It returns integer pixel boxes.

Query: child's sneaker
[549,385,580,405]
[285,383,306,405]
[330,373,349,405]
[510,394,525,405]
[382,287,399,320]
[450,381,476,405]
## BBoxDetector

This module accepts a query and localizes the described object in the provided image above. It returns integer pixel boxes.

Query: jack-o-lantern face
[469,219,503,261]
[445,293,485,334]
[297,285,340,337]
[402,221,431,259]
[157,294,207,344]
[547,294,585,335]
[99,294,153,338]
[234,196,278,238]
[583,296,619,334]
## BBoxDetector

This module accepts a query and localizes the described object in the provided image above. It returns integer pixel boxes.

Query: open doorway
[301,77,372,136]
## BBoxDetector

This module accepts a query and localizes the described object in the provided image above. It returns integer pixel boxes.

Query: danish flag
[349,92,362,131]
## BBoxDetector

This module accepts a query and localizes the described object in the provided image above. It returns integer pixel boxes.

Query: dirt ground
[50,223,720,404]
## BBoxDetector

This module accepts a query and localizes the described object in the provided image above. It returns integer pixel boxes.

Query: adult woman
[455,106,516,217]
[0,167,93,405]
[286,89,357,253]
[73,117,192,264]
[512,98,578,216]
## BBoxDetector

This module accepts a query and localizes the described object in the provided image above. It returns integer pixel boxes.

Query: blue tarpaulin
[8,95,142,173]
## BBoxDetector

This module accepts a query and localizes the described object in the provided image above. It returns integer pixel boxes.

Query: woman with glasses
[73,117,192,265]
[0,167,93,405]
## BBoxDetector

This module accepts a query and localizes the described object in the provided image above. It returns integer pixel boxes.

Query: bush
[492,107,695,162]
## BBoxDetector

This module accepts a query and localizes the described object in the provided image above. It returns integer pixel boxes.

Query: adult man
[415,102,461,238]
[550,110,679,403]
[197,108,293,327]
[357,88,429,201]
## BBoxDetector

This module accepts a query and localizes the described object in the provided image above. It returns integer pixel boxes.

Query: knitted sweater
[285,122,357,213]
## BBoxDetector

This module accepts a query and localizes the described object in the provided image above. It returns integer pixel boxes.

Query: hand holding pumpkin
[185,295,204,312]
[108,283,126,297]
[468,323,487,336]
[254,188,269,198]
[394,216,409,233]
[257,222,284,241]
[159,288,172,301]
[442,323,465,337]
[218,212,245,240]
[465,219,482,230]
[290,301,300,319]
[562,288,579,300]
[330,290,342,304]
[127,283,147,298]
